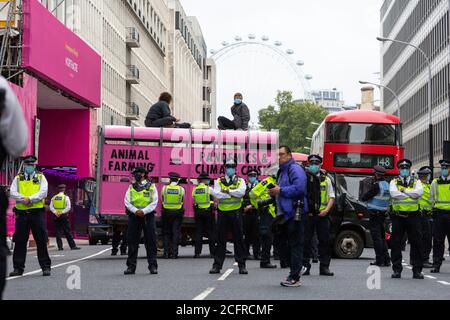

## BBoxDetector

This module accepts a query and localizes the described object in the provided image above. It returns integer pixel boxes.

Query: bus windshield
[326,123,400,146]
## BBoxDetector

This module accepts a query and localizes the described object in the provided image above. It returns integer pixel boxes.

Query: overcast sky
[180,0,383,125]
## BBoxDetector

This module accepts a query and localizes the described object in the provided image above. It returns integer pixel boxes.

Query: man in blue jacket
[268,146,308,287]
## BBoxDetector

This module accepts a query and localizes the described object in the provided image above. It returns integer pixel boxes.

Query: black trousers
[194,208,216,256]
[0,187,8,299]
[126,213,158,270]
[12,209,51,271]
[277,218,305,281]
[310,230,319,261]
[0,255,5,300]
[145,116,175,128]
[369,213,390,264]
[303,215,332,268]
[420,213,433,262]
[243,210,260,257]
[217,116,236,130]
[258,209,274,265]
[432,211,450,267]
[390,213,423,273]
[53,215,76,250]
[213,209,246,269]
[112,226,128,253]
[162,209,183,257]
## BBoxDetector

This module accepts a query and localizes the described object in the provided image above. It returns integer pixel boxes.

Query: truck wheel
[334,230,364,259]
[89,238,98,246]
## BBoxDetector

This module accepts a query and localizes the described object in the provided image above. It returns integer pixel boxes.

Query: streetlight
[310,121,320,126]
[359,80,401,115]
[377,36,434,175]
[305,137,312,141]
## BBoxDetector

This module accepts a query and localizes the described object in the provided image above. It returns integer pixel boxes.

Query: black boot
[391,271,401,278]
[9,269,24,277]
[209,266,221,274]
[320,266,334,276]
[431,266,440,273]
[260,263,277,269]
[42,269,51,277]
[239,266,248,275]
[413,272,424,279]
[149,266,158,275]
[111,249,118,256]
[124,267,135,275]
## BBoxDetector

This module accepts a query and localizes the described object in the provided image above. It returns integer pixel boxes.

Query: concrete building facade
[380,0,450,168]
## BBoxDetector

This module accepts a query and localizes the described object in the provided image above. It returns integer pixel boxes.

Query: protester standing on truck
[0,77,28,299]
[389,159,424,279]
[417,166,433,269]
[124,166,158,275]
[243,170,261,260]
[209,159,248,275]
[145,92,190,129]
[302,155,334,277]
[217,93,250,131]
[361,165,391,267]
[161,172,186,259]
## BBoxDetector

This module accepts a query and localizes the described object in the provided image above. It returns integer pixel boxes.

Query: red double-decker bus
[311,110,403,175]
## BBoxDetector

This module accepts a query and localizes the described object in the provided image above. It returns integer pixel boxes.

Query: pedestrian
[417,166,433,268]
[243,170,261,260]
[430,159,450,273]
[9,155,51,277]
[192,172,216,258]
[389,159,424,279]
[269,146,308,287]
[0,77,28,299]
[361,165,391,267]
[145,92,190,128]
[111,225,128,256]
[49,184,80,251]
[249,168,277,269]
[161,172,185,259]
[302,155,334,276]
[209,159,248,275]
[217,93,250,131]
[124,167,158,275]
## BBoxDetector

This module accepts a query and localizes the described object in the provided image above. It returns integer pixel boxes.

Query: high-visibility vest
[432,178,450,211]
[15,173,45,210]
[162,184,185,210]
[217,177,243,212]
[419,183,433,211]
[392,179,419,212]
[249,176,276,218]
[367,181,390,211]
[51,192,67,213]
[129,184,156,209]
[192,184,211,209]
[320,177,332,211]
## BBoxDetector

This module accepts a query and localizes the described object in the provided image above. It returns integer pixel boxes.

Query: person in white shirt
[50,184,80,251]
[389,159,424,280]
[124,167,159,275]
[9,155,51,277]
[209,159,248,275]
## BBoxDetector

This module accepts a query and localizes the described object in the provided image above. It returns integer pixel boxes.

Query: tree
[258,91,328,153]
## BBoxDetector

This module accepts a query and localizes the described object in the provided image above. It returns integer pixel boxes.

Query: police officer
[9,156,51,277]
[361,165,391,267]
[161,172,185,259]
[302,155,334,276]
[124,167,158,275]
[430,159,450,273]
[49,184,80,251]
[209,159,248,275]
[417,166,433,268]
[389,159,424,279]
[192,173,216,258]
[243,170,261,260]
[249,170,277,269]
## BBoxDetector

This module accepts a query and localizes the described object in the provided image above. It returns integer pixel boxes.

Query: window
[326,123,399,146]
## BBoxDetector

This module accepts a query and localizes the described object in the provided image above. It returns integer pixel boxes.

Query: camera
[257,198,275,208]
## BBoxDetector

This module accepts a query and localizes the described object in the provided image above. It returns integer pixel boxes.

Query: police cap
[417,166,432,175]
[23,155,37,165]
[439,159,450,167]
[132,166,147,175]
[373,165,386,175]
[397,159,412,169]
[197,172,210,180]
[169,172,181,179]
[308,154,323,164]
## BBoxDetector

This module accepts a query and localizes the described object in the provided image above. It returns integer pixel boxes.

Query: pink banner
[22,0,101,108]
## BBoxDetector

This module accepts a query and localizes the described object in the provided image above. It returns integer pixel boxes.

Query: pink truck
[88,126,279,245]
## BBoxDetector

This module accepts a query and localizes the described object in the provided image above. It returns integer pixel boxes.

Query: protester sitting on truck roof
[218,93,250,131]
[145,92,191,129]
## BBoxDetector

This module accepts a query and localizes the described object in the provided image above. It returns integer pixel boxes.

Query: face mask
[400,169,410,178]
[226,167,236,177]
[442,168,449,178]
[309,165,320,174]
[134,174,143,182]
[24,165,35,175]
[249,176,257,184]
[234,99,242,105]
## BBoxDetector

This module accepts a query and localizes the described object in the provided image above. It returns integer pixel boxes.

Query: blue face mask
[400,169,410,178]
[226,167,236,177]
[249,176,257,184]
[234,99,242,105]
[309,165,320,174]
[442,168,449,178]
[134,174,143,182]
[24,165,35,175]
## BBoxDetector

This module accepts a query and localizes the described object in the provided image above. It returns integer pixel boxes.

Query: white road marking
[437,281,450,286]
[218,268,234,281]
[406,266,412,270]
[7,248,111,281]
[193,287,215,300]
[425,275,437,279]
[233,262,238,266]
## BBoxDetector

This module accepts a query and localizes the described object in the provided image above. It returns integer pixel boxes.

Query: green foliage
[258,91,328,153]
